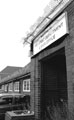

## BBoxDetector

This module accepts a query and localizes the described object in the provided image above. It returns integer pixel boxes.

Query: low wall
[5,110,34,120]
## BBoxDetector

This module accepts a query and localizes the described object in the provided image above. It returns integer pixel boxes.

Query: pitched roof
[0,66,22,79]
[0,63,30,84]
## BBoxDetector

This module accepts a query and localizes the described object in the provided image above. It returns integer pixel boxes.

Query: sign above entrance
[33,12,69,55]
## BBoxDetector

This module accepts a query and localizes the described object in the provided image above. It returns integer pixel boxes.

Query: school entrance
[41,48,67,119]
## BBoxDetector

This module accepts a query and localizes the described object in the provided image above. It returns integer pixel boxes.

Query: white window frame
[4,84,8,92]
[2,85,4,91]
[8,83,13,92]
[14,81,19,92]
[23,79,30,92]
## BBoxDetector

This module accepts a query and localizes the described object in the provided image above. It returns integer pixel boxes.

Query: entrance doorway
[41,48,67,119]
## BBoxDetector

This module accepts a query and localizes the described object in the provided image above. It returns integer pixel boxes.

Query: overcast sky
[0,0,50,71]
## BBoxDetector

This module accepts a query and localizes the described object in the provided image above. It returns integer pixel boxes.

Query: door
[41,51,67,120]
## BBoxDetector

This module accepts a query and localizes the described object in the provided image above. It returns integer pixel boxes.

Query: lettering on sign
[33,12,69,55]
[27,0,72,45]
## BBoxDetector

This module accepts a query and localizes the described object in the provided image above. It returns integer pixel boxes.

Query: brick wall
[31,1,74,119]
[65,0,74,109]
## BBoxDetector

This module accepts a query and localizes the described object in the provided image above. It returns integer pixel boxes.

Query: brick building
[0,63,31,107]
[0,66,22,80]
[29,0,74,120]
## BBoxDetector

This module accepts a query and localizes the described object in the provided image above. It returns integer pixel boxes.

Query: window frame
[23,79,30,92]
[2,85,4,91]
[14,81,19,92]
[4,84,8,92]
[8,82,13,92]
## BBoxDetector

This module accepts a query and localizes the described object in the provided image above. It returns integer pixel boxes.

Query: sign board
[33,12,69,55]
[33,0,72,37]
[25,0,72,45]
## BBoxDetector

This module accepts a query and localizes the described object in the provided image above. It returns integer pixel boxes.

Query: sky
[0,0,50,71]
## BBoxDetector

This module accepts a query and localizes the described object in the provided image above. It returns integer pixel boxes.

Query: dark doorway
[41,48,67,119]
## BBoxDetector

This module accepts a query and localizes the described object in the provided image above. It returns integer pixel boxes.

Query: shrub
[45,102,74,120]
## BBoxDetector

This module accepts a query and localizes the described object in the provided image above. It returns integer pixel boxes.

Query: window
[2,85,4,91]
[23,79,30,92]
[9,83,13,91]
[14,81,19,92]
[4,84,8,92]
